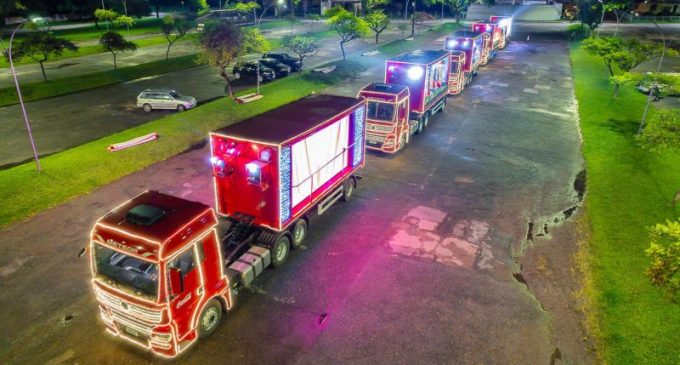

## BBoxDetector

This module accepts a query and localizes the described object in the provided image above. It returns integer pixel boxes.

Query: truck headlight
[407,66,424,80]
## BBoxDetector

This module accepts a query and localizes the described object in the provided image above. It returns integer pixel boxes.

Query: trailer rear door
[291,115,350,207]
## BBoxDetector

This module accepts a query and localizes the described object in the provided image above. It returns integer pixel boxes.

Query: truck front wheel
[271,235,290,268]
[197,299,222,339]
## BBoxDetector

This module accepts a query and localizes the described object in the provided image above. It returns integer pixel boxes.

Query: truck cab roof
[388,49,450,65]
[92,191,217,261]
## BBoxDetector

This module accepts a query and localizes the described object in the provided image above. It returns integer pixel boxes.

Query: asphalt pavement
[0,24,593,364]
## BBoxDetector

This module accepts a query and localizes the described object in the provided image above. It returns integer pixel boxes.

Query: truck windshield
[367,101,395,122]
[93,243,159,299]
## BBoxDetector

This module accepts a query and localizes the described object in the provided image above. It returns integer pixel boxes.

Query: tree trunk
[613,83,620,97]
[340,40,346,61]
[113,52,117,69]
[39,61,48,82]
[155,4,160,18]
[404,0,409,20]
[303,0,308,16]
[441,2,444,23]
[375,32,379,43]
[166,43,172,60]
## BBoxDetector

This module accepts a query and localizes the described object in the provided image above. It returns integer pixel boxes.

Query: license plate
[124,326,139,337]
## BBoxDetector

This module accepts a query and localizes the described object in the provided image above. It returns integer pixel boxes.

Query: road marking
[489,81,509,87]
[523,88,538,94]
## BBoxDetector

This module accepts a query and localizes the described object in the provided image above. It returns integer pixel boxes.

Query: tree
[95,8,119,30]
[283,35,319,65]
[200,23,270,99]
[413,11,433,34]
[576,0,602,32]
[582,37,672,95]
[115,15,135,29]
[234,1,260,28]
[367,0,390,10]
[4,30,78,82]
[364,10,390,44]
[161,14,192,59]
[636,110,680,152]
[325,6,369,61]
[646,220,680,301]
[99,31,137,69]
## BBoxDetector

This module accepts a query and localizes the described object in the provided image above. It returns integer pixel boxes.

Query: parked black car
[262,52,303,72]
[259,58,292,78]
[233,61,276,82]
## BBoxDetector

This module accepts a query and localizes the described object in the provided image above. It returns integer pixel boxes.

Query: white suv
[137,89,197,112]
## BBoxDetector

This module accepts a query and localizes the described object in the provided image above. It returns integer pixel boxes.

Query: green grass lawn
[571,44,680,365]
[0,54,204,107]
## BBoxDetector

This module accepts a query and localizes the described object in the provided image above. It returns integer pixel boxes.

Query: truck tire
[398,134,407,152]
[341,178,354,202]
[291,219,308,248]
[415,119,424,135]
[271,234,290,268]
[197,299,222,339]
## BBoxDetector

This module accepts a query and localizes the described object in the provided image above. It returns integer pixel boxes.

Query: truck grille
[366,133,386,143]
[366,123,394,133]
[95,288,162,329]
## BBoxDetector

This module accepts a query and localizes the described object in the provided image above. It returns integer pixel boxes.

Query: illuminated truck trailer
[444,31,484,84]
[490,16,512,48]
[90,94,367,358]
[472,21,503,53]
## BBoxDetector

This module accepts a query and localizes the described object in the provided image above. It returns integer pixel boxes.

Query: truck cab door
[167,243,206,340]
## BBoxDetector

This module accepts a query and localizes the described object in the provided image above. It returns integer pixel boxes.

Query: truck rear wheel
[341,178,354,202]
[291,219,308,248]
[197,299,222,339]
[271,235,290,268]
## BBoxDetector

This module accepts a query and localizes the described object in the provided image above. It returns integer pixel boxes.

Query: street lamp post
[411,0,416,37]
[8,21,42,172]
[637,22,666,135]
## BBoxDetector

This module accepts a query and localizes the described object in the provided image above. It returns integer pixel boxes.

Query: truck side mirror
[169,267,184,296]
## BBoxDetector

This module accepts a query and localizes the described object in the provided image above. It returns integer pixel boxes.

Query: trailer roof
[388,49,449,65]
[97,190,212,244]
[474,20,496,25]
[213,94,363,145]
[449,31,484,39]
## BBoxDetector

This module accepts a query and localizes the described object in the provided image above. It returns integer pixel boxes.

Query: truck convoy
[90,24,514,357]
[357,49,450,153]
[89,94,367,358]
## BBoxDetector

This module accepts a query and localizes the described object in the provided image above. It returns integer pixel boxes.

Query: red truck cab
[90,94,367,358]
[358,83,411,153]
[90,191,231,358]
[447,51,466,95]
